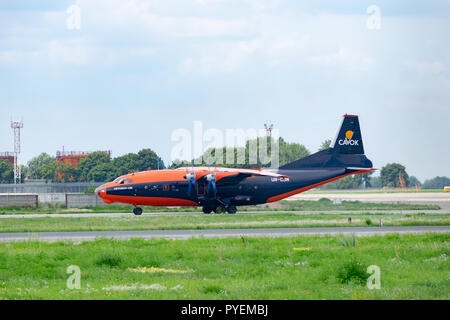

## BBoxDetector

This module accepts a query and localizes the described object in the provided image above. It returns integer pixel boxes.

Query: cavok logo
[338,130,359,146]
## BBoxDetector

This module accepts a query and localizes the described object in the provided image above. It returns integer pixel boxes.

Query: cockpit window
[114,177,133,184]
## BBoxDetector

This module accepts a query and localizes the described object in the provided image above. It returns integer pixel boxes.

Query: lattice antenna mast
[11,121,24,184]
[264,122,274,137]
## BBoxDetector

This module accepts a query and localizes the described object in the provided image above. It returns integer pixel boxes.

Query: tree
[40,161,57,183]
[137,148,165,171]
[109,149,165,177]
[56,161,79,183]
[422,176,450,189]
[409,176,422,188]
[321,171,374,190]
[169,159,190,169]
[380,163,409,188]
[0,160,14,183]
[321,175,361,190]
[20,165,28,183]
[27,153,55,179]
[191,137,310,169]
[77,151,111,182]
[319,139,331,151]
[87,162,117,182]
[278,138,310,167]
[370,176,382,188]
[112,153,140,176]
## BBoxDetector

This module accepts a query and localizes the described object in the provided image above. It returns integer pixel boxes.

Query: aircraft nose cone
[95,185,106,197]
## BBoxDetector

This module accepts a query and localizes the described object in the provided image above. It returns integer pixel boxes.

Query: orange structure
[0,152,14,164]
[56,150,111,180]
[56,151,90,168]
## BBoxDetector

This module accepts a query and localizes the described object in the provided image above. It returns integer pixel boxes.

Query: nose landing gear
[133,206,143,215]
[202,206,213,214]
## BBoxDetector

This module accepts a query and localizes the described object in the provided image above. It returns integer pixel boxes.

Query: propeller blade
[205,172,217,196]
[184,171,196,195]
[211,179,216,194]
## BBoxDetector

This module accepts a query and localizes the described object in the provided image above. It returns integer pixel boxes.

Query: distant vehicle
[96,115,373,215]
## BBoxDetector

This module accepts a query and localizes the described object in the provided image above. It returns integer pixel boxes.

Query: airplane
[95,115,374,215]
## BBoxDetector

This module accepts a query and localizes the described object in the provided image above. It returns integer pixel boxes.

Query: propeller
[184,161,196,195]
[184,172,196,195]
[205,167,217,196]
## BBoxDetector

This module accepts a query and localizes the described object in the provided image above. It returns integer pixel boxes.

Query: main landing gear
[133,206,143,215]
[202,205,237,214]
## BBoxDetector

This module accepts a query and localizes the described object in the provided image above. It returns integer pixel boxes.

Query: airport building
[0,152,14,164]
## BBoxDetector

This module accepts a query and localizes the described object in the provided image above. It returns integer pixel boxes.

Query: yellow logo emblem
[339,130,359,146]
[345,130,354,140]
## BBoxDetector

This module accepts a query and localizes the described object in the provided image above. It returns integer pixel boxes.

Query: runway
[0,209,447,219]
[0,226,448,242]
[289,192,450,205]
[1,192,448,218]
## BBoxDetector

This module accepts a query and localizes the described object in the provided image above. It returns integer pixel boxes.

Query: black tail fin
[279,114,372,170]
[330,114,365,155]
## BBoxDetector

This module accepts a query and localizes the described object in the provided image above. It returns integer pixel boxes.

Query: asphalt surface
[0,209,448,219]
[0,226,448,242]
[289,192,450,208]
[1,192,448,218]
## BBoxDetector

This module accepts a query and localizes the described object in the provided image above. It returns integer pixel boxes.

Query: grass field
[0,234,448,299]
[307,189,446,194]
[0,212,449,233]
[0,198,440,215]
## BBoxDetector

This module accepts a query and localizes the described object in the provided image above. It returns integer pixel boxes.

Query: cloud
[75,0,256,38]
[179,39,260,75]
[406,60,445,75]
[307,47,375,71]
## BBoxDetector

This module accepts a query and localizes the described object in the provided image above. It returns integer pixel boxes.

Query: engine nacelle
[184,172,195,180]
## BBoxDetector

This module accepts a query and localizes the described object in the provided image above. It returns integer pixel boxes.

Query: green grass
[0,204,201,215]
[0,198,440,215]
[0,212,449,233]
[308,189,446,194]
[0,233,448,299]
[278,198,440,211]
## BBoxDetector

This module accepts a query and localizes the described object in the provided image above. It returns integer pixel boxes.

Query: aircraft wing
[213,168,289,178]
[179,167,289,183]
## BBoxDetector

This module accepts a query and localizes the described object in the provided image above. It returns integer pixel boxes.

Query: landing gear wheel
[133,207,143,215]
[226,205,237,214]
[214,205,226,214]
[202,206,213,214]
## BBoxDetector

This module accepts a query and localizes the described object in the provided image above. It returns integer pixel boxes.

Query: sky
[0,0,449,182]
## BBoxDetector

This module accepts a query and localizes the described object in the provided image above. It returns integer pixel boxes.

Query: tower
[11,121,23,184]
[264,122,274,137]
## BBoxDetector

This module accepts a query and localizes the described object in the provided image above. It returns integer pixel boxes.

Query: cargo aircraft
[95,115,373,215]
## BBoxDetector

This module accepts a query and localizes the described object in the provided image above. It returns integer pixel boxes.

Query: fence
[65,194,107,208]
[0,182,105,194]
[0,194,39,208]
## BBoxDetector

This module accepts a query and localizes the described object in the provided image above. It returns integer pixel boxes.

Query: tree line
[0,148,164,183]
[0,140,449,188]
